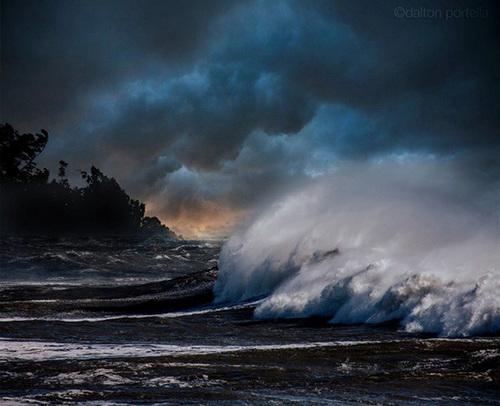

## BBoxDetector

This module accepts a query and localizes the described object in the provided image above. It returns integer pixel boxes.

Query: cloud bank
[2,0,499,237]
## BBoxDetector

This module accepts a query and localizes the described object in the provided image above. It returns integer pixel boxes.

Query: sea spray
[214,159,500,336]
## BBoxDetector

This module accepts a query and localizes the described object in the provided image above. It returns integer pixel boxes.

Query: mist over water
[1,163,499,404]
[215,158,500,336]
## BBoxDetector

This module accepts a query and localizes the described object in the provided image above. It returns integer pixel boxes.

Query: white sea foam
[0,300,263,323]
[214,159,500,337]
[44,369,133,386]
[154,254,172,260]
[1,337,488,362]
[0,338,394,361]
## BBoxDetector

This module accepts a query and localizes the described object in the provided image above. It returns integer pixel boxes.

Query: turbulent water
[0,233,499,404]
[215,161,500,337]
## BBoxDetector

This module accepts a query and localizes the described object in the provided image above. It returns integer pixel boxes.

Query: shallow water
[0,237,499,405]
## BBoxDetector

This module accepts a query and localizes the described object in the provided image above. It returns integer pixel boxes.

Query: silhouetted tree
[0,123,177,238]
[141,216,175,236]
[76,166,146,233]
[0,123,49,184]
[56,160,70,188]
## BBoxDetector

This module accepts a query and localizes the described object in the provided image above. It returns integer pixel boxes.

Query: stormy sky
[2,0,499,237]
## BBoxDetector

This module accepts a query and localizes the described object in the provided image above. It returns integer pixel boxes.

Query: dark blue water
[0,237,498,405]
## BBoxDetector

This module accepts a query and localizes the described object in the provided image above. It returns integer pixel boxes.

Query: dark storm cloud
[1,0,499,236]
[1,0,240,128]
[94,64,316,169]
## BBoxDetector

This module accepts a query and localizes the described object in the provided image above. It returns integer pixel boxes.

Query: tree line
[0,123,177,238]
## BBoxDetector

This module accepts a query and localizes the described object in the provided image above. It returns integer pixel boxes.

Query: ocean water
[215,161,500,338]
[0,237,499,405]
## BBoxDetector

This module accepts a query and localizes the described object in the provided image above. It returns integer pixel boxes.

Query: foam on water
[0,338,390,361]
[0,299,263,323]
[1,337,491,362]
[214,159,500,337]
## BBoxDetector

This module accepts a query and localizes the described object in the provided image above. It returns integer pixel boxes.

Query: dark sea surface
[0,237,498,405]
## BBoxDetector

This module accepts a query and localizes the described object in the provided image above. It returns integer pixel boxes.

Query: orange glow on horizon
[145,201,248,240]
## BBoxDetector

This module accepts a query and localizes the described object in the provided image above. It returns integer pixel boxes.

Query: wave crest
[214,160,500,336]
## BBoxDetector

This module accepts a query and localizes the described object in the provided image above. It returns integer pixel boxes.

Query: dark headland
[0,123,178,239]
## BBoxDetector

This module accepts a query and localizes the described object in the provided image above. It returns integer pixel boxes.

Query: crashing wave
[214,159,500,337]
